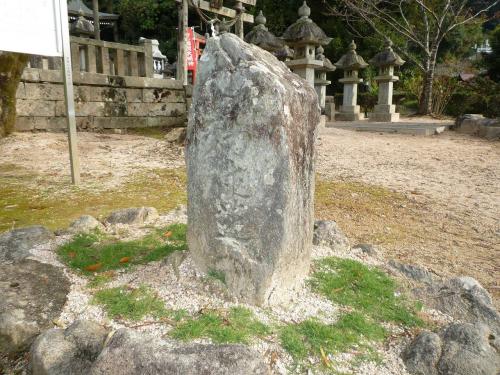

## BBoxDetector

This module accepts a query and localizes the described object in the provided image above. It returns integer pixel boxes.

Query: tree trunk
[0,53,28,138]
[418,48,438,115]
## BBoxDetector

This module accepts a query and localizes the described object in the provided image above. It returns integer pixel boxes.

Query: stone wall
[15,68,190,132]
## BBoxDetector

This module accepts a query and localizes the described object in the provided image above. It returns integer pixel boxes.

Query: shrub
[446,76,500,118]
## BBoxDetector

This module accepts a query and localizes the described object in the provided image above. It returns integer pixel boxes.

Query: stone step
[325,121,452,136]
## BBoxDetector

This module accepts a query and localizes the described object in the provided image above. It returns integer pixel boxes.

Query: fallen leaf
[320,347,331,368]
[119,257,130,264]
[163,231,173,238]
[85,263,102,272]
[68,252,77,259]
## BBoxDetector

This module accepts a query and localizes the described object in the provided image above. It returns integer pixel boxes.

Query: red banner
[186,27,197,71]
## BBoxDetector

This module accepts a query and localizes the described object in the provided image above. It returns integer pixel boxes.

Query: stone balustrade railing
[28,37,155,78]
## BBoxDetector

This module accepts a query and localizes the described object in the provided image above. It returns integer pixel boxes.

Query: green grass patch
[0,166,186,233]
[280,313,386,361]
[310,257,423,326]
[207,269,226,284]
[57,223,187,274]
[170,307,269,344]
[93,285,169,321]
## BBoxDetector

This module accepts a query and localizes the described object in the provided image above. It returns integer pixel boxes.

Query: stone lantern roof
[70,10,95,38]
[369,39,405,67]
[316,46,336,72]
[245,11,284,52]
[282,1,332,47]
[334,40,368,70]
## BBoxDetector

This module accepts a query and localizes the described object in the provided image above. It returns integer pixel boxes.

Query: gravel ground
[316,127,500,306]
[26,208,444,375]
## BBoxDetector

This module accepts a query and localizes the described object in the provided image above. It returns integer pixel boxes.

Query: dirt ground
[0,128,498,306]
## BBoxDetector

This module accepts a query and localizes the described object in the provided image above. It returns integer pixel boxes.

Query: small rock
[413,276,500,336]
[90,329,270,375]
[389,260,437,284]
[313,220,350,252]
[31,320,109,375]
[105,207,158,225]
[352,243,378,257]
[0,259,70,354]
[164,127,187,144]
[403,331,441,375]
[403,323,500,375]
[67,215,105,234]
[0,226,54,262]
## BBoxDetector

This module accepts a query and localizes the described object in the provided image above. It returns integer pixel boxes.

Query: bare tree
[0,52,28,137]
[324,0,499,115]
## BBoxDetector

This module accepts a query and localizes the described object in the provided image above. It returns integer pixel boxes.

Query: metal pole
[182,0,188,86]
[176,0,184,83]
[92,0,101,40]
[58,0,81,185]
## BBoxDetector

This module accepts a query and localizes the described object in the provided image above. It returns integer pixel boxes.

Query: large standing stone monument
[186,33,320,306]
[369,39,405,122]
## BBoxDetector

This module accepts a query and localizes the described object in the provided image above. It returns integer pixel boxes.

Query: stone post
[368,40,405,122]
[234,1,245,39]
[334,41,368,121]
[139,38,154,78]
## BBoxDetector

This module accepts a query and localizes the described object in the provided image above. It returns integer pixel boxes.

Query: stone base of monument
[368,104,399,122]
[369,112,400,122]
[335,105,364,121]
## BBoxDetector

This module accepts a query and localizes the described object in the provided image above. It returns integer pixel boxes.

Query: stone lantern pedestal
[337,73,363,121]
[369,40,405,122]
[370,69,399,122]
[334,41,368,121]
[314,46,335,112]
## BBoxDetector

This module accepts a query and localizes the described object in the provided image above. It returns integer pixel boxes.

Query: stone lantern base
[335,105,364,121]
[369,104,399,122]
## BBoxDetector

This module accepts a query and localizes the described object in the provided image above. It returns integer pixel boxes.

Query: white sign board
[0,0,63,56]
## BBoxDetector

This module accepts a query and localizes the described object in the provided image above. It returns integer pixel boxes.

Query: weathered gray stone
[456,114,500,140]
[164,127,187,144]
[403,331,441,375]
[438,323,500,375]
[16,99,56,117]
[187,33,320,306]
[389,260,437,284]
[0,259,69,353]
[127,102,186,117]
[403,323,500,375]
[67,215,104,234]
[413,276,500,337]
[352,243,378,257]
[90,329,269,375]
[31,320,109,375]
[0,226,54,262]
[313,220,350,252]
[105,207,158,225]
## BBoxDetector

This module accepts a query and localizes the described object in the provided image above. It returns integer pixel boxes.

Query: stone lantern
[244,11,284,53]
[139,38,169,79]
[368,39,405,122]
[70,10,95,38]
[334,40,368,121]
[282,1,331,87]
[70,10,95,72]
[315,46,335,112]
